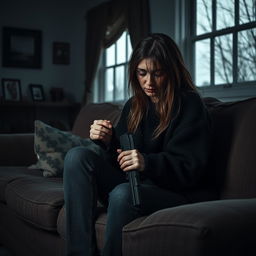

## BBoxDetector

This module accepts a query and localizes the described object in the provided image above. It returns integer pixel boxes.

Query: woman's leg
[63,144,126,256]
[102,181,189,256]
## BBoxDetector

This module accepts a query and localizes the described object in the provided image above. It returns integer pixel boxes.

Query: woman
[64,33,214,256]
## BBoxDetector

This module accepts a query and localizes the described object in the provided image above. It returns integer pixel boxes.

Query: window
[192,0,256,88]
[93,31,132,103]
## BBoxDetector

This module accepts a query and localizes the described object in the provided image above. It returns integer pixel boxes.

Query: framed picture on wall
[1,78,22,101]
[29,84,45,101]
[53,42,70,65]
[2,27,42,68]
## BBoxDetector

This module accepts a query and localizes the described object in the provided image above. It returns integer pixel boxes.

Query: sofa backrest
[205,97,256,199]
[72,98,256,200]
[72,102,122,138]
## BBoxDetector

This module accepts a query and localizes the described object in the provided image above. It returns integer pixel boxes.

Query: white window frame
[93,31,131,103]
[183,0,256,101]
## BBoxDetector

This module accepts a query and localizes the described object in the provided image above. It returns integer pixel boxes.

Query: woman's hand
[90,120,113,146]
[117,149,145,172]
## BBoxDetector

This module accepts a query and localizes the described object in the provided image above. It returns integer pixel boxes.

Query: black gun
[119,133,141,207]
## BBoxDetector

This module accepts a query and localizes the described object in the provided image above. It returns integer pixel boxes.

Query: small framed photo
[53,42,70,65]
[1,78,22,101]
[29,84,45,101]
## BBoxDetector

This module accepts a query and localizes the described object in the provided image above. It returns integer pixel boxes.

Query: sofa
[1,97,256,256]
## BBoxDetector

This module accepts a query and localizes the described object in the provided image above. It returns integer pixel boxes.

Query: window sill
[197,83,256,102]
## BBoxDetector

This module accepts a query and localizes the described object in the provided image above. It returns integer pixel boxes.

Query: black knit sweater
[111,90,211,193]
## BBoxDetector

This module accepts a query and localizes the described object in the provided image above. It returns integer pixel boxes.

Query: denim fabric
[63,144,188,256]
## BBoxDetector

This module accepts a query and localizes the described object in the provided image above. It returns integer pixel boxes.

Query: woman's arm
[143,92,211,191]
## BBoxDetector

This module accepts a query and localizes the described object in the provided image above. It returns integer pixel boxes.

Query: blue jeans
[63,144,188,256]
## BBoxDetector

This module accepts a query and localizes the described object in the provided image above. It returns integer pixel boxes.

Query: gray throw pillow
[30,120,92,177]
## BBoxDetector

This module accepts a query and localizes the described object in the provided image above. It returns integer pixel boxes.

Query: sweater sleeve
[143,92,211,191]
[108,98,132,150]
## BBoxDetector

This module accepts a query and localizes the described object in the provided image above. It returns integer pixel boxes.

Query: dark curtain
[126,0,151,48]
[83,2,109,104]
[83,0,151,104]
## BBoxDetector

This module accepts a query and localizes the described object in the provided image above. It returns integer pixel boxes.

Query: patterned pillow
[30,120,92,177]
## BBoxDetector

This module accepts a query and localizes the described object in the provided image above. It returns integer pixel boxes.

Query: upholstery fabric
[5,175,63,230]
[0,167,41,203]
[0,133,36,166]
[72,103,121,138]
[205,98,256,198]
[31,120,91,177]
[122,199,256,256]
[0,203,65,256]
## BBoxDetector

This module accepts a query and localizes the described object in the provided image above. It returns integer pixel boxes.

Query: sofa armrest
[0,133,37,166]
[123,198,256,256]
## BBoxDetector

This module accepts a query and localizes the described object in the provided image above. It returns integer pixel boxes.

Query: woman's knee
[65,144,101,164]
[64,146,86,165]
[108,183,131,207]
[64,145,100,178]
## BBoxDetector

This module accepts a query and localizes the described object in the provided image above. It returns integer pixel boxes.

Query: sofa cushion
[72,102,122,138]
[122,199,256,256]
[220,99,256,198]
[95,213,108,252]
[0,133,37,166]
[5,175,64,231]
[205,97,256,199]
[31,120,91,177]
[0,167,42,203]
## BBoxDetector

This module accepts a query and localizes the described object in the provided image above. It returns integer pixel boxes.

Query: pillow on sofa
[30,120,92,177]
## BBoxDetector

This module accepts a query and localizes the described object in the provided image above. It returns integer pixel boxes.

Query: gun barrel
[128,171,140,206]
[120,134,141,207]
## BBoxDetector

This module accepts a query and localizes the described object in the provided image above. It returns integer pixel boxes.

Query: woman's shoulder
[179,89,205,108]
[123,97,133,107]
[180,89,202,101]
[177,89,208,120]
[121,97,133,113]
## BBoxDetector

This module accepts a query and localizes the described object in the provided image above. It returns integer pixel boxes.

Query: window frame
[187,0,256,101]
[93,31,131,103]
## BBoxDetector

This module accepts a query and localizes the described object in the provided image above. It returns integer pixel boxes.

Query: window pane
[195,39,211,86]
[238,28,256,81]
[240,0,256,24]
[197,0,212,35]
[117,32,126,64]
[115,66,125,101]
[106,44,115,67]
[217,0,235,30]
[127,34,133,60]
[215,34,233,84]
[105,68,114,101]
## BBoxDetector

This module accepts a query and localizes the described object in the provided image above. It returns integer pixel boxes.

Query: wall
[0,0,175,103]
[150,0,174,37]
[0,0,91,102]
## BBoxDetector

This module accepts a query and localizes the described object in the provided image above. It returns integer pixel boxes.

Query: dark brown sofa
[1,97,256,256]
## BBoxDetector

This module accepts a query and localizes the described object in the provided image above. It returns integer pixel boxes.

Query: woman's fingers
[91,121,111,133]
[121,159,140,171]
[93,120,112,129]
[117,150,135,163]
[117,149,144,171]
[90,120,112,141]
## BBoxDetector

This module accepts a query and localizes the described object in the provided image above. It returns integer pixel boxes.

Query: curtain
[104,0,127,48]
[83,2,109,104]
[82,0,151,104]
[126,0,151,48]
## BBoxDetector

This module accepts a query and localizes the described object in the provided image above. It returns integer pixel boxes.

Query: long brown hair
[128,33,196,138]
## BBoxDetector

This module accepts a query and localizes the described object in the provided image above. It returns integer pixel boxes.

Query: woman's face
[136,58,167,102]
